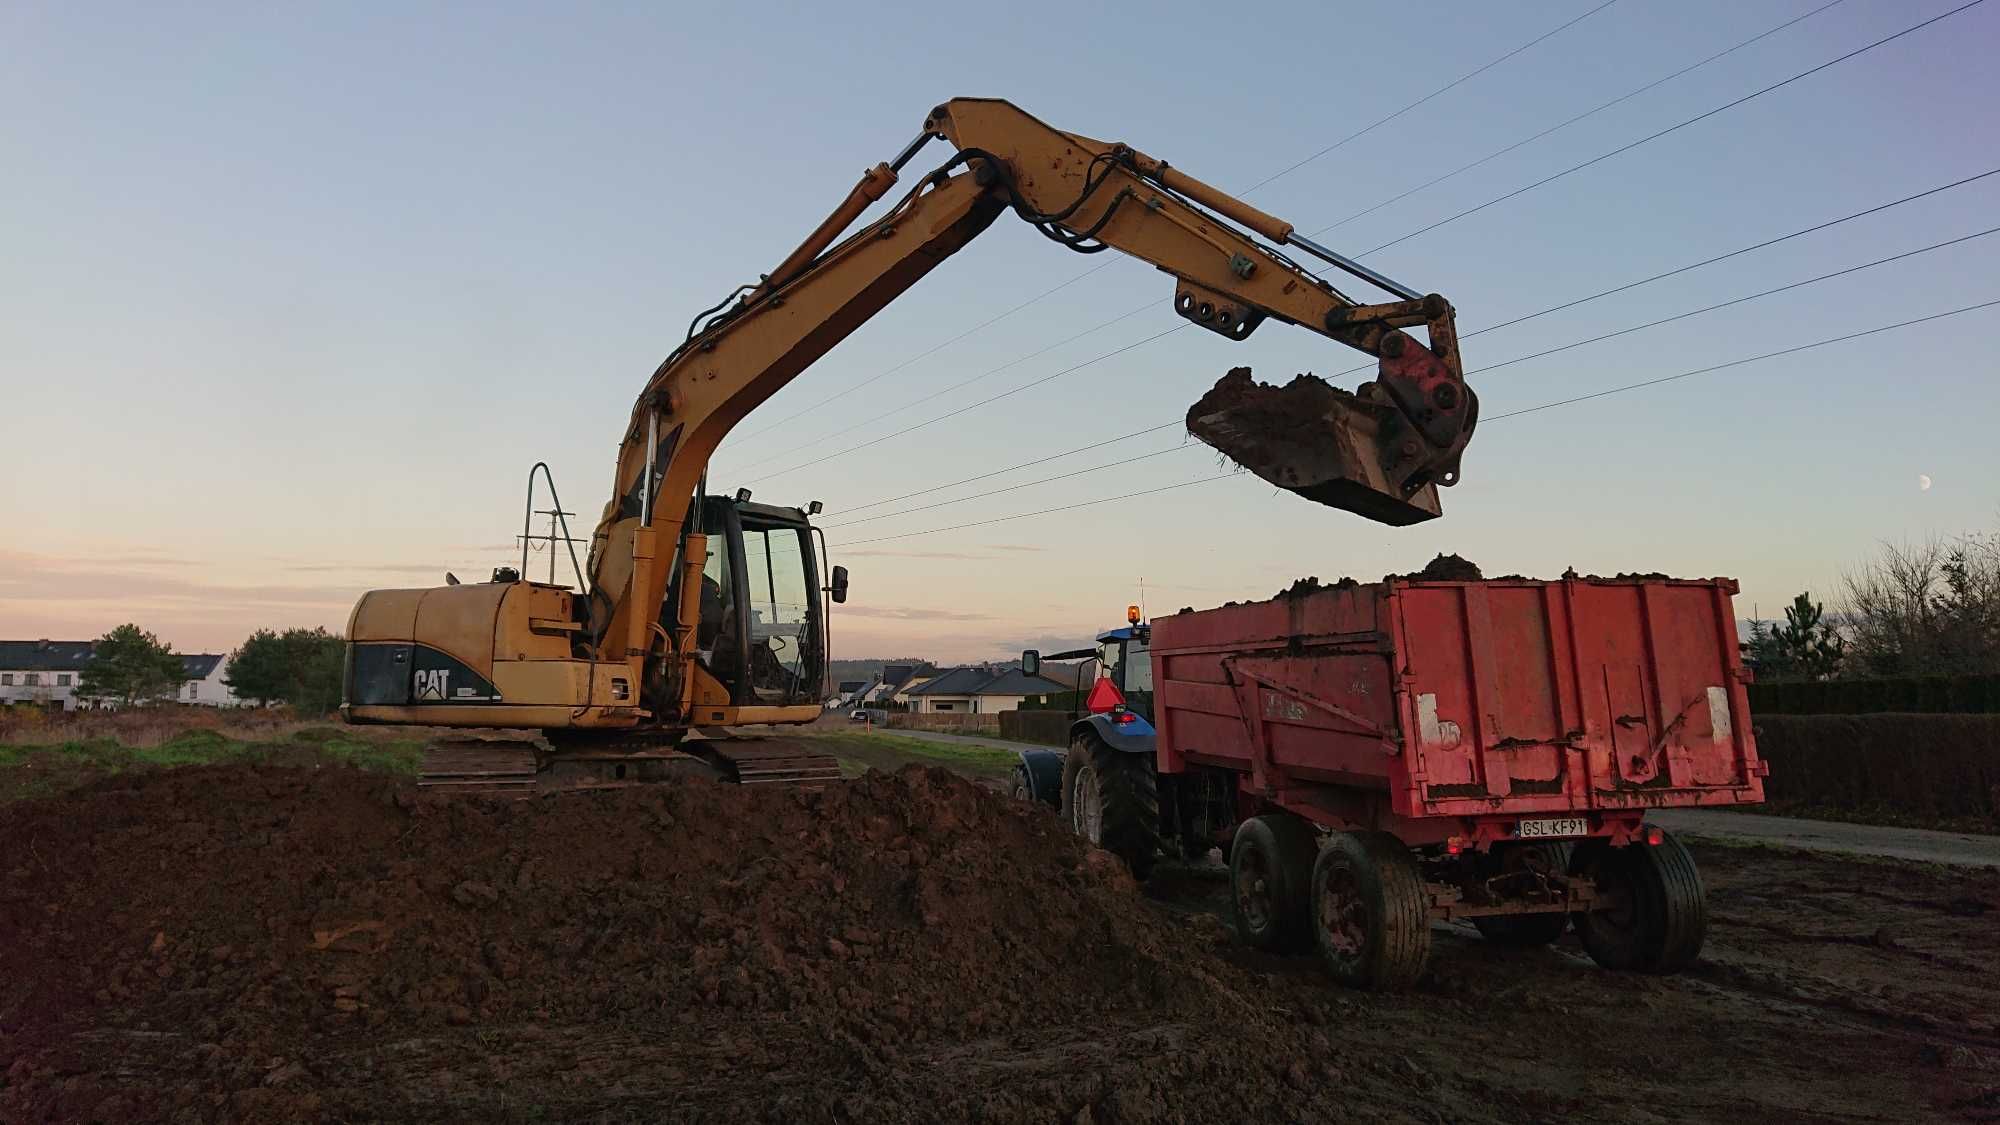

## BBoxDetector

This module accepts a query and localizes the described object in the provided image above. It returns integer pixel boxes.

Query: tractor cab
[1088,621,1154,726]
[1021,606,1153,728]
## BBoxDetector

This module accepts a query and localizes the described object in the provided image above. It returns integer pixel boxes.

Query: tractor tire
[1472,843,1573,947]
[1230,814,1321,953]
[1574,828,1706,974]
[1310,831,1431,990]
[1061,731,1160,881]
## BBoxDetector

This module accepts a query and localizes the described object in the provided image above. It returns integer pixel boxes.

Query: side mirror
[1020,649,1040,678]
[829,564,849,604]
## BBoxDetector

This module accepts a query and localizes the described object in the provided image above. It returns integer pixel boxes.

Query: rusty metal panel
[1150,576,1764,827]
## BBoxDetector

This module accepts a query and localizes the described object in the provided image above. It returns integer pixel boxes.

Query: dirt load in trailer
[1093,573,1766,988]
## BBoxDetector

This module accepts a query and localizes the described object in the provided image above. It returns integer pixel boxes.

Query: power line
[1358,0,1989,258]
[730,263,1115,443]
[725,3,1618,446]
[1462,167,2000,337]
[1463,225,2000,378]
[737,13,1980,485]
[838,473,1242,546]
[730,299,1157,474]
[831,299,2000,546]
[837,420,1184,516]
[1238,0,1625,193]
[741,322,1188,485]
[1487,298,2000,420]
[1310,0,1849,238]
[822,443,1196,529]
[817,167,2000,512]
[821,228,1995,533]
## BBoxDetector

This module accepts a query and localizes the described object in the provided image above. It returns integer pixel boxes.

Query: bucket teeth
[1186,367,1443,526]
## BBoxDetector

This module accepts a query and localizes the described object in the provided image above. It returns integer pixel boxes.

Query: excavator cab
[676,495,835,711]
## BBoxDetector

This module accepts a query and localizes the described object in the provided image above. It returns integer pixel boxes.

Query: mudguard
[1071,712,1156,756]
[1014,748,1065,808]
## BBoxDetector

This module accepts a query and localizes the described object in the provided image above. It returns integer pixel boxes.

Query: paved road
[812,725,2000,870]
[1652,807,2000,869]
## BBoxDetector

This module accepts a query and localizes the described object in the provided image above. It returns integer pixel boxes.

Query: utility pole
[516,506,584,586]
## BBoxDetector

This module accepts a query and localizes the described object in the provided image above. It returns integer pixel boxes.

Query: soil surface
[4,761,1997,1122]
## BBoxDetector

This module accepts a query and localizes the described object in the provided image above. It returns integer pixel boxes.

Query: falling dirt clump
[0,762,1403,1122]
[1402,553,1484,581]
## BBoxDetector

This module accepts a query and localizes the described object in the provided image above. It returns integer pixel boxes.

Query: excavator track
[695,739,844,786]
[418,739,542,795]
[417,734,843,796]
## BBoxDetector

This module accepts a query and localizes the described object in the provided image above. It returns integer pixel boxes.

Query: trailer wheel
[1574,828,1706,973]
[1229,814,1320,953]
[1061,733,1159,880]
[1311,831,1431,990]
[1472,843,1573,947]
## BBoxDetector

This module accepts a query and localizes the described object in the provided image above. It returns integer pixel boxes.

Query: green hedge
[1748,674,2000,715]
[1020,691,1088,713]
[998,710,1071,747]
[1754,713,2000,824]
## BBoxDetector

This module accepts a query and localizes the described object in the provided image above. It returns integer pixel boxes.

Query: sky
[3,0,1997,662]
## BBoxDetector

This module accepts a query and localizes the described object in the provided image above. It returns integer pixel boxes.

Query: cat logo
[414,668,451,701]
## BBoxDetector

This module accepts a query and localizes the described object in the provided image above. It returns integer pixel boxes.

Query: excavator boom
[343,97,1476,771]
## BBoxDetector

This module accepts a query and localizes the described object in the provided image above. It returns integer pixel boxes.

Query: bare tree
[1841,530,2000,677]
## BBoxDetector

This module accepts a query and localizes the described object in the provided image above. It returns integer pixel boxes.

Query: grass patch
[805,731,1021,776]
[0,725,424,802]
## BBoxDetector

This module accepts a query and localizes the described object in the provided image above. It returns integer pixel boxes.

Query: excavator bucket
[1186,368,1443,526]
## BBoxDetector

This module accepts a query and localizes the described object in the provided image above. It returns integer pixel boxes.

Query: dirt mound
[1275,575,1360,599]
[0,764,1398,1122]
[1401,553,1484,581]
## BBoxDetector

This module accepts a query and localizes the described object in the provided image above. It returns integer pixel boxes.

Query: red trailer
[1028,575,1766,988]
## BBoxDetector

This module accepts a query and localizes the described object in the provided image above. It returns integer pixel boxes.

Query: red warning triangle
[1085,676,1126,714]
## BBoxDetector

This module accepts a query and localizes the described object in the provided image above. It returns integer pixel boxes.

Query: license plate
[1518,817,1589,839]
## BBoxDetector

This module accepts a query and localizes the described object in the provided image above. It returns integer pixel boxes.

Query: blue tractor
[1015,610,1168,878]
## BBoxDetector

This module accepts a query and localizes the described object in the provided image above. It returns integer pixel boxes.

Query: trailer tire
[1311,831,1431,990]
[1230,814,1320,953]
[1062,733,1159,881]
[1574,828,1705,974]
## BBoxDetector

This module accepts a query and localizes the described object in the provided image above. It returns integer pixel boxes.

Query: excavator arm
[586,98,1477,689]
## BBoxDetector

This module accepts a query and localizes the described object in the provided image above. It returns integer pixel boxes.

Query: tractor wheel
[1472,843,1573,947]
[1230,814,1320,953]
[1061,732,1160,881]
[1574,828,1706,974]
[1311,831,1431,990]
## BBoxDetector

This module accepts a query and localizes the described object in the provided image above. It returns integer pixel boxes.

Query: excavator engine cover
[1187,368,1447,526]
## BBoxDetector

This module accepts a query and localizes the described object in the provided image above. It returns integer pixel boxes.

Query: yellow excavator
[341,98,1478,791]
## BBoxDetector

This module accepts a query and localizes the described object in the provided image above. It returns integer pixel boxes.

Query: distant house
[903,665,1069,714]
[0,640,98,711]
[179,653,239,707]
[0,639,240,710]
[863,664,925,707]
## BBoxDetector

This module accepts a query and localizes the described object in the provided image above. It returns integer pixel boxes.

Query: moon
[1919,474,1933,491]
